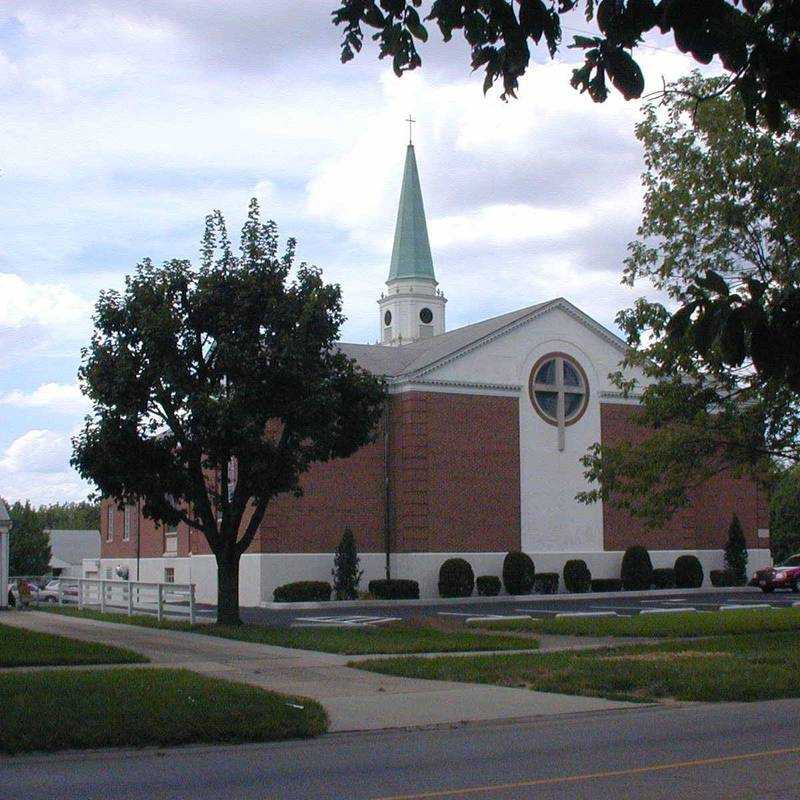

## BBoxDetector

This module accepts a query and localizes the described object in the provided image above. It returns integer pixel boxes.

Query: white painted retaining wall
[96,548,772,606]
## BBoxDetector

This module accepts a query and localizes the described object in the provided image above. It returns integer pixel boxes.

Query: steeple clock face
[384,310,392,326]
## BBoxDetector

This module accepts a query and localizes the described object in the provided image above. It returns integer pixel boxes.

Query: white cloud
[0,429,71,473]
[0,429,90,505]
[0,382,89,414]
[0,273,90,329]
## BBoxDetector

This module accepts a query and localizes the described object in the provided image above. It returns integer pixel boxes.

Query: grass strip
[0,622,145,667]
[37,606,537,654]
[472,607,800,638]
[351,631,800,703]
[0,667,327,754]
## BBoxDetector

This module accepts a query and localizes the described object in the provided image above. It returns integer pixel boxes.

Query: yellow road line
[372,745,800,800]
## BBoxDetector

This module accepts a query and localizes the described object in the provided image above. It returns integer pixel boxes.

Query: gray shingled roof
[339,301,551,379]
[46,530,100,567]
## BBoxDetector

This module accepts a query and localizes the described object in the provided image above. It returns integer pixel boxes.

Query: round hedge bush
[438,558,475,598]
[674,555,704,588]
[652,567,676,589]
[563,559,592,593]
[476,575,502,596]
[502,551,536,595]
[273,581,331,603]
[368,579,420,600]
[620,546,654,590]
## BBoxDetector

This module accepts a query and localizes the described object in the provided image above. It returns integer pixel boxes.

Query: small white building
[46,530,101,578]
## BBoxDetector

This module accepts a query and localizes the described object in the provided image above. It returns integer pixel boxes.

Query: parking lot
[238,588,800,628]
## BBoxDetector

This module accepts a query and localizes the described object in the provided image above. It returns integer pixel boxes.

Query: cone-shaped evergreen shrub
[332,527,363,600]
[724,514,749,585]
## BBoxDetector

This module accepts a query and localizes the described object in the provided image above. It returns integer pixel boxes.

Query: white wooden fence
[57,578,196,624]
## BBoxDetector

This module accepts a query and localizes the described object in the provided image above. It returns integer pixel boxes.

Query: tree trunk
[216,548,241,626]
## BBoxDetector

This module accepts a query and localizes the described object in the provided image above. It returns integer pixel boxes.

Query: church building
[99,143,771,604]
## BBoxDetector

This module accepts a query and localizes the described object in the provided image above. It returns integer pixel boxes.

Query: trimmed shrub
[591,578,624,592]
[621,546,654,590]
[724,514,749,585]
[674,555,704,588]
[438,558,475,598]
[476,575,502,597]
[710,569,737,587]
[534,572,559,594]
[367,579,419,600]
[502,551,536,595]
[273,581,331,603]
[563,559,592,593]
[332,527,363,600]
[652,568,676,589]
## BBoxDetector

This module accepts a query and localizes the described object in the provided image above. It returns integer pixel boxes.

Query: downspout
[383,397,392,580]
[136,498,141,582]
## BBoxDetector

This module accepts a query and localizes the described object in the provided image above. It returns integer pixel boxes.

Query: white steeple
[378,140,446,346]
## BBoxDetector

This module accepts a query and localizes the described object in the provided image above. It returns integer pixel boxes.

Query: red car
[753,554,800,593]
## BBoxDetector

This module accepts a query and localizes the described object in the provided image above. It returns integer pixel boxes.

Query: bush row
[272,547,711,602]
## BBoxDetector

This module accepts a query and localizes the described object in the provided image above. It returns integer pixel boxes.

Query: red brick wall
[399,392,520,552]
[101,390,522,558]
[258,432,387,553]
[600,403,769,551]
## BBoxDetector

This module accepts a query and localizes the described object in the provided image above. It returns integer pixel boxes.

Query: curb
[259,585,759,611]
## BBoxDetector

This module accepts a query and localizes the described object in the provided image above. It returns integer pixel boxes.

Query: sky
[0,2,720,505]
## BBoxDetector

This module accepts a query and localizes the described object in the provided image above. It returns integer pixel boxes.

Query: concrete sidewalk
[2,611,638,732]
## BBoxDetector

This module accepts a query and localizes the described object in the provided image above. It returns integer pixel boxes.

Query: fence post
[100,580,106,613]
[127,581,133,616]
[157,583,163,623]
[189,584,195,625]
[58,581,63,606]
[79,580,84,610]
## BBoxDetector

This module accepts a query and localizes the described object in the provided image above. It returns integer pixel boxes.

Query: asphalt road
[3,700,799,799]
[238,587,800,627]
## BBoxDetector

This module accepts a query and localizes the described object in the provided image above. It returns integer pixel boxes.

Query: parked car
[37,580,64,603]
[753,555,800,593]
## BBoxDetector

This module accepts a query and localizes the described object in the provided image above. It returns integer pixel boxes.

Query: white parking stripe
[293,615,401,627]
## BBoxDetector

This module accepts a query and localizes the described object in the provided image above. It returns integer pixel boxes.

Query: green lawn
[0,623,146,667]
[352,632,800,703]
[0,667,327,754]
[472,607,800,638]
[37,606,537,654]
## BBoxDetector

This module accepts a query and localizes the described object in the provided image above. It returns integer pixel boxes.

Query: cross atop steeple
[406,114,415,145]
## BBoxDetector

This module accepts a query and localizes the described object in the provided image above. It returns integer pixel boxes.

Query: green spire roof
[388,144,436,282]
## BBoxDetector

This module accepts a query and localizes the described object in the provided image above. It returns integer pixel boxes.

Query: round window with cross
[528,353,589,451]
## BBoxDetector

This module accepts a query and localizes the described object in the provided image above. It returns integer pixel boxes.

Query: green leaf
[603,46,644,100]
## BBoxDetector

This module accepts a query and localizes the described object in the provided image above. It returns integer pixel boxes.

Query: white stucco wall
[416,303,649,555]
[101,548,772,606]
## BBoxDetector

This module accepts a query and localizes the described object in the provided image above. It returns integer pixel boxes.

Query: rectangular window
[106,506,115,542]
[164,532,178,556]
[123,506,132,541]
[164,567,175,583]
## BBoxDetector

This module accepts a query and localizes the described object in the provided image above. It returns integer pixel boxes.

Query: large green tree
[578,73,799,523]
[72,200,386,625]
[333,1,799,130]
[7,500,51,576]
[35,500,100,530]
[770,466,800,562]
